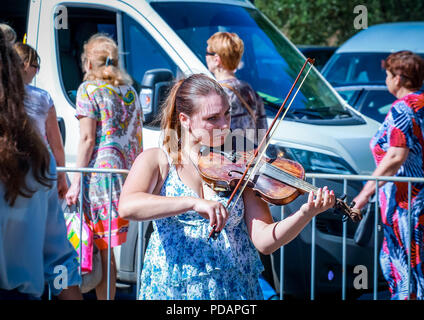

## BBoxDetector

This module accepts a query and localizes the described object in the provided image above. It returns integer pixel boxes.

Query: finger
[215,206,223,232]
[220,205,228,227]
[322,187,329,207]
[308,190,314,206]
[315,188,323,207]
[329,190,335,207]
[323,187,335,209]
[208,207,217,228]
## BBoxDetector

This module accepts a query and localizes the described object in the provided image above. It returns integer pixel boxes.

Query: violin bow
[208,58,315,240]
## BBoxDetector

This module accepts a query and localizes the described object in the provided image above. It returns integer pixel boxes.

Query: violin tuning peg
[350,201,356,209]
[340,193,347,201]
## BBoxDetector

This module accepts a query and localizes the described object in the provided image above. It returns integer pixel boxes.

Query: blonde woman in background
[206,32,267,146]
[14,43,68,199]
[65,34,143,300]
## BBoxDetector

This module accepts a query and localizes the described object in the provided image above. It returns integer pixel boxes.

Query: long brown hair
[160,73,228,164]
[0,29,52,206]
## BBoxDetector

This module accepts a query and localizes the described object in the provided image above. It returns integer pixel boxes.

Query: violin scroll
[334,194,362,222]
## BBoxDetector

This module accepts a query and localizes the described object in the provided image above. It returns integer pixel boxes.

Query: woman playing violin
[118,73,336,300]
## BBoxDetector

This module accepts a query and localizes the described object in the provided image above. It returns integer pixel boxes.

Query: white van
[3,0,383,298]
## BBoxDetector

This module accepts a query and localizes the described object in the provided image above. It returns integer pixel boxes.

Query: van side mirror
[139,69,174,124]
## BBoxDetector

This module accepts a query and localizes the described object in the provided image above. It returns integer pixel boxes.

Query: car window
[359,90,395,123]
[323,53,390,86]
[337,90,360,106]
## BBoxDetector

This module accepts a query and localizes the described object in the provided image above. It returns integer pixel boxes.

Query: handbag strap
[220,82,257,123]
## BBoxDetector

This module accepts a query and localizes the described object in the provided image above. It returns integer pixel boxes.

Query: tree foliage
[255,0,424,45]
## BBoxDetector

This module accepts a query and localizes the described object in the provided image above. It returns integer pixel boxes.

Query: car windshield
[323,52,390,86]
[152,2,351,120]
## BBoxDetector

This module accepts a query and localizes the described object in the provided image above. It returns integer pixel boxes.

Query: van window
[0,0,28,42]
[56,7,117,104]
[122,14,178,86]
[152,2,355,123]
[56,8,179,106]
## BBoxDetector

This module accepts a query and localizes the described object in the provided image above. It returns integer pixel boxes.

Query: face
[23,61,39,84]
[205,46,219,73]
[180,93,231,148]
[385,70,400,96]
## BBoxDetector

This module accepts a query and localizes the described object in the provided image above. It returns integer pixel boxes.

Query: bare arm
[45,106,68,198]
[65,117,96,205]
[244,187,335,255]
[57,286,83,300]
[118,148,194,220]
[353,146,409,209]
[45,106,65,167]
[118,148,229,231]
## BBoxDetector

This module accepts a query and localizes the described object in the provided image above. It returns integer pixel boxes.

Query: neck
[181,139,201,166]
[395,87,415,99]
[23,76,31,85]
[213,68,236,81]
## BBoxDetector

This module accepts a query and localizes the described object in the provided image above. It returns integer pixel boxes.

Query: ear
[214,54,223,68]
[393,74,402,87]
[23,61,31,72]
[179,112,191,131]
[84,59,92,73]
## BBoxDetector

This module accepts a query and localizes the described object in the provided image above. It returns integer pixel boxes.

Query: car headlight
[266,144,356,175]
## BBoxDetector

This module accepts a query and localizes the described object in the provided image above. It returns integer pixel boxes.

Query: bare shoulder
[126,147,170,194]
[133,147,168,171]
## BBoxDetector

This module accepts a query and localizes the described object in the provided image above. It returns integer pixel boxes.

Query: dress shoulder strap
[160,146,174,167]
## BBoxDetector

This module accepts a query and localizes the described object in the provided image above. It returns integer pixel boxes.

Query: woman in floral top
[118,74,335,300]
[66,34,143,300]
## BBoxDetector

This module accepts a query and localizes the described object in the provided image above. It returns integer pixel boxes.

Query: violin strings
[261,161,318,193]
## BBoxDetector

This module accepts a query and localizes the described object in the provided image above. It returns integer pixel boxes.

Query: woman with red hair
[354,51,424,300]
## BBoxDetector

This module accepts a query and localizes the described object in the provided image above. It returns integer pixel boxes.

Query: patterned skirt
[82,171,128,250]
[379,186,424,299]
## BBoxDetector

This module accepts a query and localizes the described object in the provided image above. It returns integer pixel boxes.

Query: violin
[197,147,362,222]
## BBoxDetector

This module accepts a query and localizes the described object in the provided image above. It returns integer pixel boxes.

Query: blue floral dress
[139,152,264,300]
